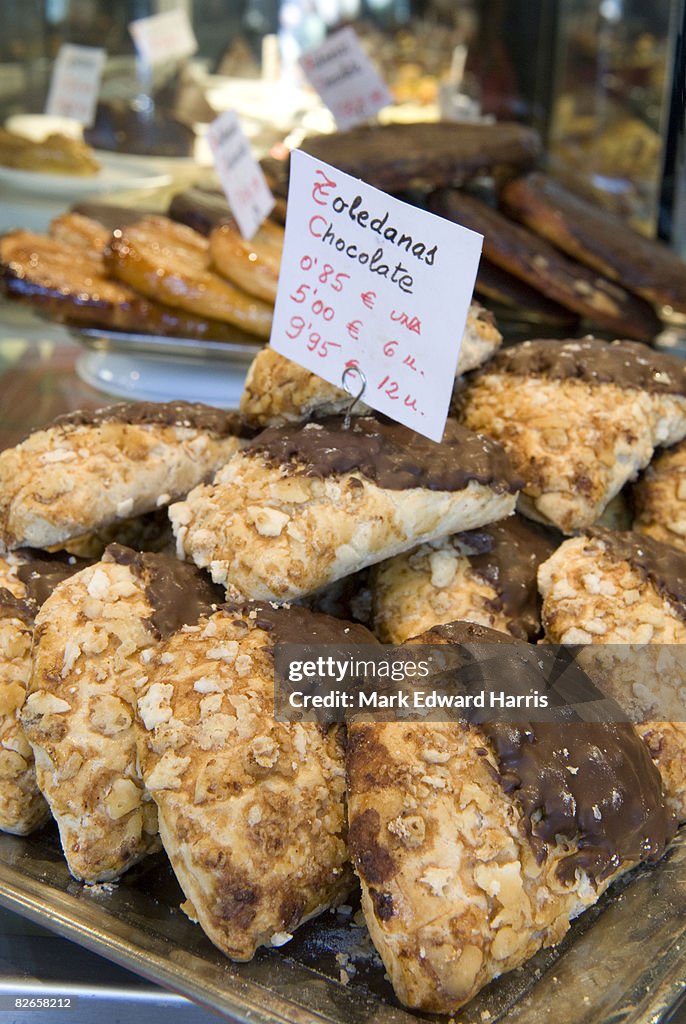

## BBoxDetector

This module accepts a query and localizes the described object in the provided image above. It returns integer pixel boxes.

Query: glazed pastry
[240,304,502,427]
[136,603,369,959]
[170,416,520,601]
[209,218,283,304]
[458,338,686,533]
[0,229,247,342]
[0,550,87,835]
[48,212,110,255]
[429,190,661,341]
[21,545,222,882]
[501,172,686,316]
[0,401,246,551]
[538,528,686,819]
[372,514,559,643]
[347,621,674,1013]
[264,121,541,197]
[634,440,686,551]
[105,215,274,339]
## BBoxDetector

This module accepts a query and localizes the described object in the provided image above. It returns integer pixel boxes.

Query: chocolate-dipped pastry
[458,337,686,533]
[347,619,674,1013]
[501,172,686,316]
[538,529,686,822]
[372,513,560,643]
[429,190,661,341]
[0,401,246,552]
[171,417,521,602]
[21,547,220,883]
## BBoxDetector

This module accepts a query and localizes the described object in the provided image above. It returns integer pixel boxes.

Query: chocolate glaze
[105,544,223,639]
[0,587,34,625]
[482,338,686,395]
[224,601,378,646]
[589,528,686,620]
[15,551,86,609]
[456,515,561,639]
[47,401,252,438]
[416,620,675,883]
[245,416,520,494]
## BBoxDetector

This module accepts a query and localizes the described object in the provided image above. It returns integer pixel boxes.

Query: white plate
[0,152,172,197]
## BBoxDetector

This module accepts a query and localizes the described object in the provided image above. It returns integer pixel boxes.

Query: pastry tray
[68,326,263,365]
[0,825,686,1024]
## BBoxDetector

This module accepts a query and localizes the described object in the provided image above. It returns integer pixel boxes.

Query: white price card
[270,150,483,442]
[129,9,197,67]
[44,44,106,126]
[299,27,393,131]
[207,111,275,240]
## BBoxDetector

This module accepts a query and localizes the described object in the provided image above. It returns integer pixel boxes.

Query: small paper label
[207,111,275,240]
[129,9,197,66]
[44,44,106,126]
[270,150,483,442]
[299,27,393,131]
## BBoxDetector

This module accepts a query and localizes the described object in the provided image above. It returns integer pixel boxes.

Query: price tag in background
[299,27,393,131]
[44,44,106,126]
[270,151,483,442]
[129,9,197,67]
[207,111,275,240]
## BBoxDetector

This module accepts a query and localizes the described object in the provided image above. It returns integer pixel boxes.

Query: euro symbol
[361,290,376,309]
[312,169,337,206]
[346,319,362,340]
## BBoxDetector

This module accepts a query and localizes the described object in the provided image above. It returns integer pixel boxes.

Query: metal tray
[0,824,686,1024]
[68,326,263,365]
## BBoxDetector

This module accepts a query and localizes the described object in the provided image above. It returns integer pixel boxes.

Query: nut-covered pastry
[0,401,246,551]
[21,545,222,882]
[501,172,686,317]
[0,550,86,835]
[347,621,675,1013]
[538,528,686,819]
[105,215,273,339]
[240,303,502,427]
[429,190,661,341]
[170,416,520,601]
[458,338,686,533]
[633,440,686,551]
[209,218,283,304]
[136,603,369,959]
[372,514,559,643]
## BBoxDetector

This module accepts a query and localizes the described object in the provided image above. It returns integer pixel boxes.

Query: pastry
[0,401,247,551]
[475,257,579,327]
[538,528,686,820]
[209,218,283,304]
[633,440,686,551]
[501,172,686,316]
[21,545,222,882]
[240,303,502,427]
[372,514,559,643]
[0,550,87,835]
[170,415,520,601]
[263,122,541,197]
[0,228,253,342]
[136,602,371,959]
[347,620,674,1012]
[105,215,274,339]
[428,190,661,341]
[458,338,686,533]
[48,212,110,255]
[0,128,100,175]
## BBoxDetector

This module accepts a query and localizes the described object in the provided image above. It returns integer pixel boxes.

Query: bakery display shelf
[0,824,685,1024]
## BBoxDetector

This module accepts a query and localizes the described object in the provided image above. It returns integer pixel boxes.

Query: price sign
[270,151,483,442]
[299,27,393,131]
[129,9,197,66]
[207,111,275,240]
[44,44,106,126]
